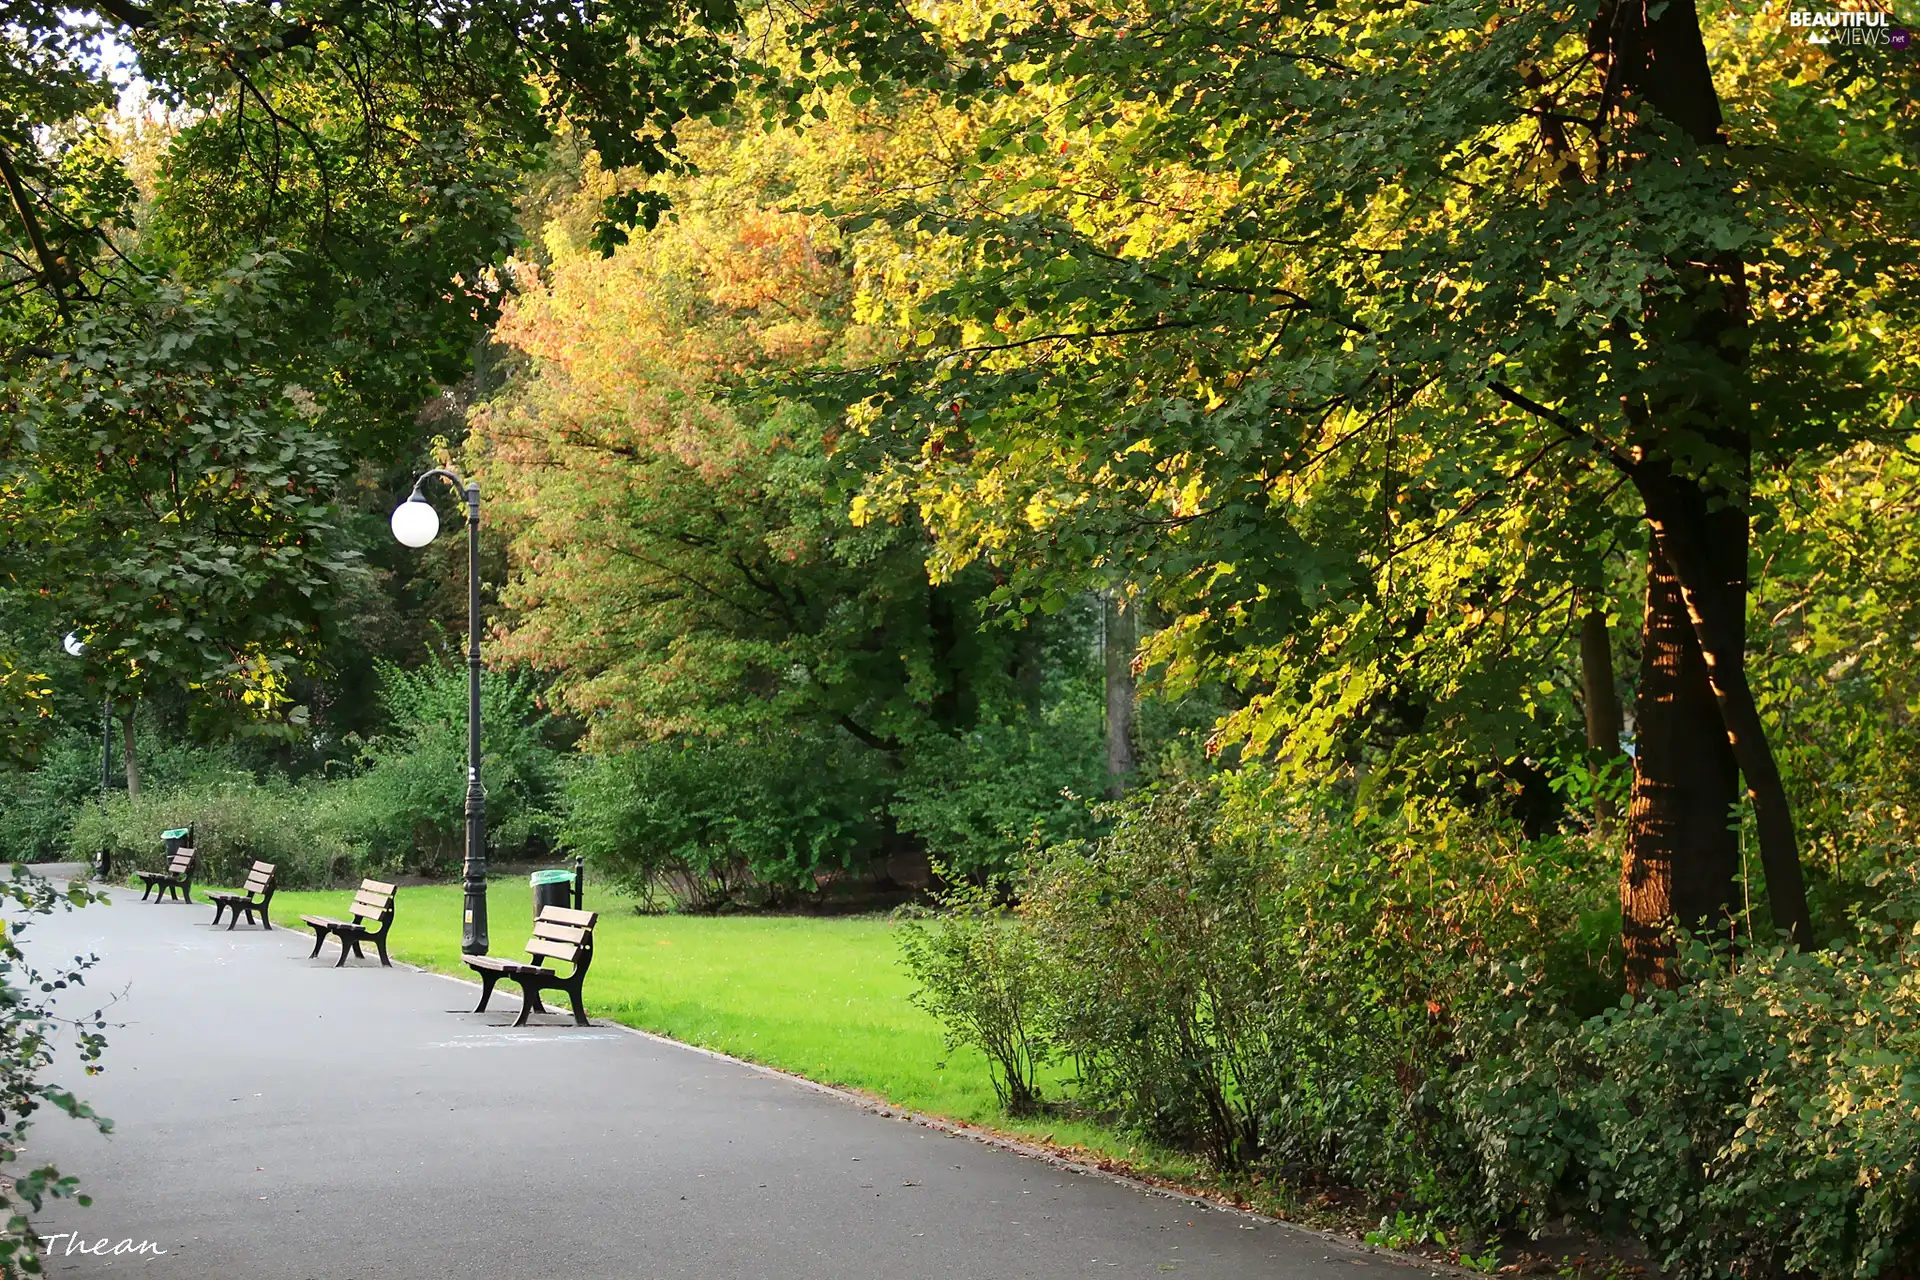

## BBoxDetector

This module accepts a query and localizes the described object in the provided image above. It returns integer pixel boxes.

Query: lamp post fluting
[391,470,489,956]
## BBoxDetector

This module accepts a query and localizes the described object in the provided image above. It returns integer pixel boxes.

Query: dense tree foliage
[774,0,1918,980]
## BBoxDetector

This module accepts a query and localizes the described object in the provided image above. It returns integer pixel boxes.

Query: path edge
[404,962,1461,1276]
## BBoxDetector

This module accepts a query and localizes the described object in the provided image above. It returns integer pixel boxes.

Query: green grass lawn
[266,880,1180,1173]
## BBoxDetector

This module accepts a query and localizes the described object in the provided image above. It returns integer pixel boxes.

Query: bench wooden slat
[304,879,397,967]
[209,860,276,930]
[523,937,582,964]
[532,921,589,945]
[466,910,597,1026]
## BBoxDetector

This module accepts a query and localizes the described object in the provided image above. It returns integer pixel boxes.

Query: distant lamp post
[63,632,115,878]
[391,470,489,956]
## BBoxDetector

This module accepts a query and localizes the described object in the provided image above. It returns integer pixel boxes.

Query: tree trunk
[1596,0,1811,985]
[121,705,140,800]
[1621,505,1742,988]
[1579,607,1625,823]
[1640,478,1814,952]
[1103,590,1136,799]
[1580,609,1624,756]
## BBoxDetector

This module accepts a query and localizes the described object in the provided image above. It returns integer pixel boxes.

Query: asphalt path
[21,876,1436,1279]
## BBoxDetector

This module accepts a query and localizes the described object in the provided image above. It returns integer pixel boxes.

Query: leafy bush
[0,733,109,864]
[893,702,1105,881]
[561,735,883,909]
[67,777,362,889]
[0,721,254,864]
[1021,784,1280,1168]
[909,771,1920,1277]
[897,873,1053,1114]
[322,660,567,874]
[1016,779,1618,1182]
[1458,870,1920,1279]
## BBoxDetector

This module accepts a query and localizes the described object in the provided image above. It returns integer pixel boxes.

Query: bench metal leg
[334,936,354,968]
[375,936,390,967]
[210,900,227,927]
[259,905,271,931]
[473,971,500,1013]
[568,987,589,1027]
[139,881,153,902]
[511,985,536,1028]
[308,929,327,959]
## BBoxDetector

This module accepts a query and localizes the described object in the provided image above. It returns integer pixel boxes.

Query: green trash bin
[531,868,575,916]
[161,826,193,855]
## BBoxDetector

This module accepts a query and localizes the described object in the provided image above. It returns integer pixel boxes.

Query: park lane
[23,882,1438,1280]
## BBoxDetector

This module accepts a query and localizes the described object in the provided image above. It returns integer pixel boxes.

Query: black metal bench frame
[465,905,598,1026]
[135,849,197,903]
[300,880,396,967]
[207,861,277,930]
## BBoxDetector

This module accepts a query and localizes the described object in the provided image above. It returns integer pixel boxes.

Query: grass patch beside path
[266,880,1189,1179]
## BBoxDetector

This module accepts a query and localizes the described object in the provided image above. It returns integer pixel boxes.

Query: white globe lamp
[62,632,85,658]
[390,496,440,548]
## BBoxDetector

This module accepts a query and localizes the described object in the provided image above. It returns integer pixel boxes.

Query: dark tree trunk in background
[121,705,140,800]
[1103,591,1136,799]
[1596,0,1811,987]
[1013,624,1045,713]
[1579,609,1623,756]
[1579,607,1625,823]
[927,583,975,731]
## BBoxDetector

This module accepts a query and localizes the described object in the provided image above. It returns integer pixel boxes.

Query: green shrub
[897,872,1053,1114]
[893,701,1105,881]
[67,778,361,889]
[1457,869,1920,1279]
[1017,776,1618,1193]
[977,772,1920,1277]
[0,733,108,863]
[0,722,255,864]
[1021,783,1281,1168]
[328,661,566,874]
[561,735,883,909]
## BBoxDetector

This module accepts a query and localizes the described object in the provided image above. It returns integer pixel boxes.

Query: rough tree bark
[1620,498,1743,984]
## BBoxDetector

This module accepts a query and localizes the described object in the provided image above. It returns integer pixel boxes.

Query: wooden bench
[206,862,277,931]
[300,880,396,967]
[465,905,598,1026]
[135,849,197,903]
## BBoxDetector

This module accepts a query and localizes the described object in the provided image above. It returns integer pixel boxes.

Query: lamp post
[391,470,489,956]
[64,632,115,878]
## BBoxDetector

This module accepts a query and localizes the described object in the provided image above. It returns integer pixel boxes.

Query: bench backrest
[524,904,597,970]
[349,879,397,925]
[243,861,276,898]
[168,849,196,875]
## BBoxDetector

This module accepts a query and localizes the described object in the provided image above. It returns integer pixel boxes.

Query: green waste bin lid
[161,828,191,840]
[530,869,574,886]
